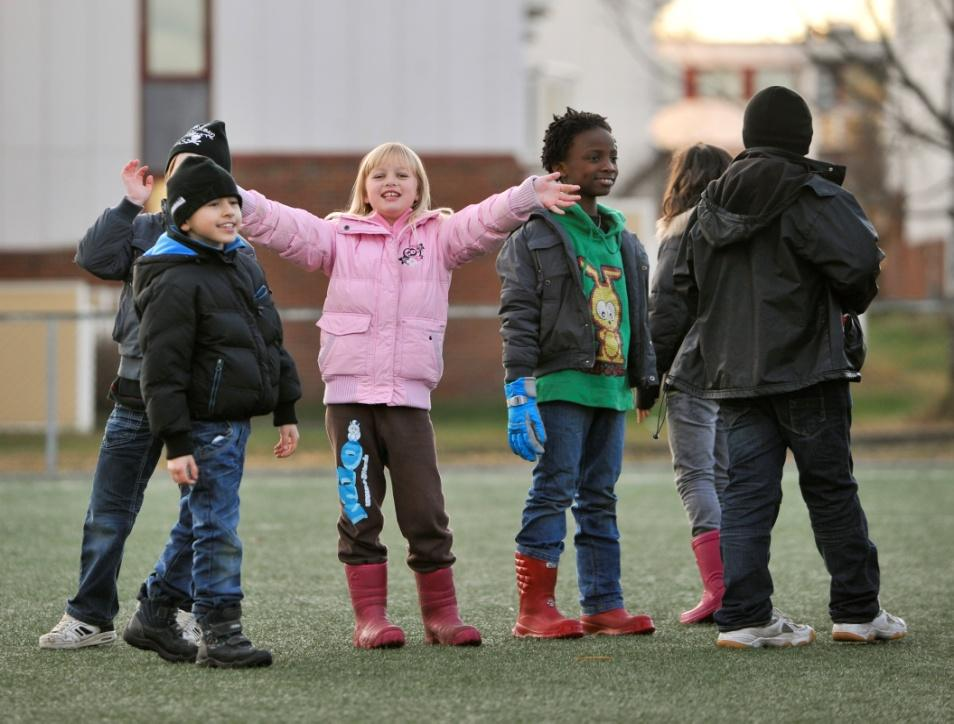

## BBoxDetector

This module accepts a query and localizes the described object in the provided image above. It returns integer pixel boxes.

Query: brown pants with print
[325,404,455,572]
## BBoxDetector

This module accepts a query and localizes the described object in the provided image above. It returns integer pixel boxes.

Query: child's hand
[635,408,651,424]
[122,159,154,207]
[274,424,300,458]
[533,171,581,215]
[168,454,199,485]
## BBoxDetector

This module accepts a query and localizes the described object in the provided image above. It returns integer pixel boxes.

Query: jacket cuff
[636,385,660,411]
[272,401,298,427]
[164,431,193,460]
[116,196,144,221]
[238,187,258,220]
[504,365,535,383]
[509,176,542,217]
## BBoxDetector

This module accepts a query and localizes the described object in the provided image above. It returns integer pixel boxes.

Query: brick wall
[1,153,525,406]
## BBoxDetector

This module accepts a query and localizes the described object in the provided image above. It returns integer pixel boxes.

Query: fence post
[45,319,59,476]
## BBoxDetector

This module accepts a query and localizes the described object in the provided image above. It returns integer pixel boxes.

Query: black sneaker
[123,598,198,663]
[196,605,272,669]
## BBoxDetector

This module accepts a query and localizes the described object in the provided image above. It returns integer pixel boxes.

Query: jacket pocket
[316,312,372,378]
[396,317,446,386]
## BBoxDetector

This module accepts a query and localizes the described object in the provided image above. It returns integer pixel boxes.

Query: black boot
[123,595,197,663]
[196,605,272,669]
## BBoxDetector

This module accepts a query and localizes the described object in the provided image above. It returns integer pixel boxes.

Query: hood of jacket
[696,148,846,249]
[135,230,248,284]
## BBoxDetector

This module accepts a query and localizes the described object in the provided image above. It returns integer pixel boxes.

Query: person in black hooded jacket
[667,86,906,648]
[124,156,301,668]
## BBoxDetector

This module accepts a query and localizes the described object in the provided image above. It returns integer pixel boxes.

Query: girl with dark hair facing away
[650,143,732,624]
[497,108,659,638]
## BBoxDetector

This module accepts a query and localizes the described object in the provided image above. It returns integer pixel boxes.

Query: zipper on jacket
[208,358,224,414]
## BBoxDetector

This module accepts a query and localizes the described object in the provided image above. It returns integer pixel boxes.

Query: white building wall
[0,0,139,251]
[524,1,661,178]
[216,0,526,156]
[888,1,952,246]
[0,0,525,252]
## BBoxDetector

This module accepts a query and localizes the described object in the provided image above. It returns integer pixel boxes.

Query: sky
[655,0,894,43]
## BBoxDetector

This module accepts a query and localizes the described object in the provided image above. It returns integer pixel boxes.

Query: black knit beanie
[165,120,231,173]
[742,86,813,156]
[166,156,241,229]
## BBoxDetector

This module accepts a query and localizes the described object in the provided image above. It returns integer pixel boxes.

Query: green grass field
[2,461,952,723]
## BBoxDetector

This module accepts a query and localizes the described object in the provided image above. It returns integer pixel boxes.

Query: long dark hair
[660,143,731,221]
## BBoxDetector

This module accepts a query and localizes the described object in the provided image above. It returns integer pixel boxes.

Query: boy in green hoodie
[496,108,659,639]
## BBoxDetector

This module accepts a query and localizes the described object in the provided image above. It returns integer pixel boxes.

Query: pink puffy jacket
[239,177,541,409]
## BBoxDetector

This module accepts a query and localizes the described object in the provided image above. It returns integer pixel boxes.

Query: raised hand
[121,159,154,207]
[533,171,581,215]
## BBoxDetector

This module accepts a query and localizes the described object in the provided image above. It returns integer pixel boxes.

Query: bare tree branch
[866,0,954,145]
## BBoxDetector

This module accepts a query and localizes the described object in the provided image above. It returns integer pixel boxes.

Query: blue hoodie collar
[144,232,247,257]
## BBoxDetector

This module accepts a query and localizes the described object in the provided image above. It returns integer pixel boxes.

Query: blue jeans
[66,404,163,627]
[144,420,250,617]
[516,401,626,614]
[714,381,881,631]
[666,391,729,536]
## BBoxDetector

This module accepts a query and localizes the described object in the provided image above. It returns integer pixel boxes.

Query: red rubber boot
[512,552,584,639]
[414,568,482,646]
[345,563,406,649]
[680,529,725,624]
[580,608,655,635]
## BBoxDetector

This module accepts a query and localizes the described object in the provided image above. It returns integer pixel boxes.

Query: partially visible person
[238,141,579,649]
[649,143,732,624]
[497,108,659,639]
[125,156,301,668]
[666,86,906,648]
[39,121,232,651]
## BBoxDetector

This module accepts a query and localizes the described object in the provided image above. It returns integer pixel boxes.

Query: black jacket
[496,212,659,409]
[133,230,301,457]
[649,209,694,378]
[666,148,884,399]
[75,198,166,389]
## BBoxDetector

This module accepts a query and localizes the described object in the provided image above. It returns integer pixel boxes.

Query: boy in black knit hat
[123,156,301,668]
[41,121,240,652]
[664,86,906,648]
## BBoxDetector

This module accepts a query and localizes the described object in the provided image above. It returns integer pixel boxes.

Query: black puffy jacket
[133,230,301,457]
[667,148,884,399]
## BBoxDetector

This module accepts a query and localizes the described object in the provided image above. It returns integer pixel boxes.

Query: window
[141,0,210,173]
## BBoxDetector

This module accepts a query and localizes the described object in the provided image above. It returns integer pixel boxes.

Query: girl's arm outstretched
[439,172,578,268]
[239,188,338,275]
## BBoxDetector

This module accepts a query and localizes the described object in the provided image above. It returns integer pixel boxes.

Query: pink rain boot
[414,567,482,646]
[345,563,406,648]
[680,530,725,624]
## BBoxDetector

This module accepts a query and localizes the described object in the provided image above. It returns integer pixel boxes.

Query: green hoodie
[537,204,633,411]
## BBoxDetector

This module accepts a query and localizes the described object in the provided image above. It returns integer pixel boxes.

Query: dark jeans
[66,404,164,627]
[144,420,250,617]
[714,381,881,631]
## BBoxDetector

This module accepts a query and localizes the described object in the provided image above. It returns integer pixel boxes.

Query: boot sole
[196,652,273,668]
[123,630,197,663]
[512,624,584,639]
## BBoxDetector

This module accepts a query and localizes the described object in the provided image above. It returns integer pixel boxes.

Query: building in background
[0,0,530,418]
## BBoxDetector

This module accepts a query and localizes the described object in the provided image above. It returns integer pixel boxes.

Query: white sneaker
[39,613,117,650]
[176,609,202,645]
[832,610,907,642]
[717,609,816,649]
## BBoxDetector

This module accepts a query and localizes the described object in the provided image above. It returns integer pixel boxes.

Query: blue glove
[504,377,546,461]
